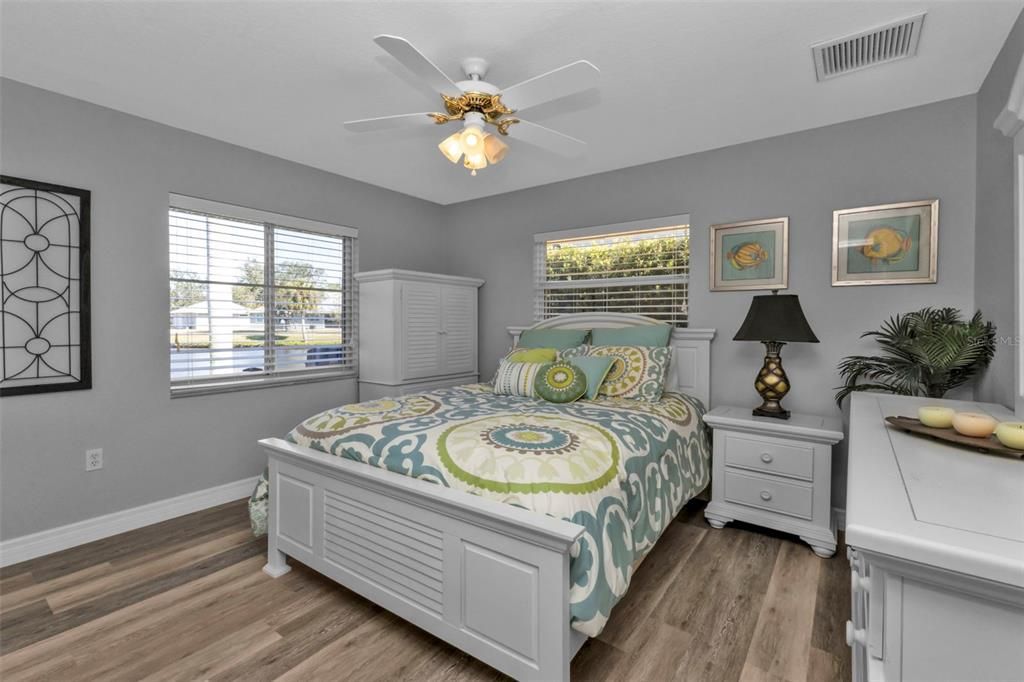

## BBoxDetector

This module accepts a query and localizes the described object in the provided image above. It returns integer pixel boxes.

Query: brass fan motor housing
[428,91,520,135]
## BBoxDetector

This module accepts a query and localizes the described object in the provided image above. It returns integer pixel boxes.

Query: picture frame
[709,216,789,292]
[0,175,92,396]
[832,199,938,286]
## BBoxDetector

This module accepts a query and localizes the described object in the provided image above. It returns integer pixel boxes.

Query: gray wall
[446,95,978,509]
[0,74,996,538]
[0,79,448,540]
[975,10,1024,408]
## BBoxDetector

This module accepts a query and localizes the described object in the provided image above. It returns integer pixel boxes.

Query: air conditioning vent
[812,13,925,81]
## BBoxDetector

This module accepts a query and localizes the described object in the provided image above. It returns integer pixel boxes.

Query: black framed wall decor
[1,176,92,396]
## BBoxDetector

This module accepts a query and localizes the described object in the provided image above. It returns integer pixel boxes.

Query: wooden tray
[885,416,1024,459]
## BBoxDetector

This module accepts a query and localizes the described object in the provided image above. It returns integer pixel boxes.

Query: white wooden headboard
[507,313,715,407]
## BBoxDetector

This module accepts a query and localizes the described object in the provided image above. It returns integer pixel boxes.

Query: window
[534,215,690,326]
[169,195,357,395]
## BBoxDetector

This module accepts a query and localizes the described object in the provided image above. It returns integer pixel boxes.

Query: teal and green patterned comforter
[249,383,710,637]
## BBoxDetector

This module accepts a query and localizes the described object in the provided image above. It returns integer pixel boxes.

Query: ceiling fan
[344,35,600,175]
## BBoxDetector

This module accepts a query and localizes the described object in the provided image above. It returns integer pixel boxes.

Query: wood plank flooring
[0,498,850,681]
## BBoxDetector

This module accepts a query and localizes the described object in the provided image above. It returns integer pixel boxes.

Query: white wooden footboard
[259,437,586,681]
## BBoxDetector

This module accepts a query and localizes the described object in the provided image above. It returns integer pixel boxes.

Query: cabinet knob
[759,490,772,501]
[845,621,867,647]
[760,453,774,463]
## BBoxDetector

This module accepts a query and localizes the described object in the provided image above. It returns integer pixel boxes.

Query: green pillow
[535,362,587,403]
[591,325,672,347]
[506,347,558,363]
[570,356,616,400]
[518,328,589,350]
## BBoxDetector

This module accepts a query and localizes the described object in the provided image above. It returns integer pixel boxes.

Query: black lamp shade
[733,294,819,343]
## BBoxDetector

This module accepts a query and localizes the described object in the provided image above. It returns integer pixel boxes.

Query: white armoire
[354,269,484,401]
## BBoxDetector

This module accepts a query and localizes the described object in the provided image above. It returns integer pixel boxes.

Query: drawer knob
[759,490,772,501]
[845,621,867,647]
[760,453,774,463]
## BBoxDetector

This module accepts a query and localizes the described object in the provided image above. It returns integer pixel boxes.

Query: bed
[253,313,715,681]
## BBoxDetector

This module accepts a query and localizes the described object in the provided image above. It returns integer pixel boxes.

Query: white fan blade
[500,60,600,112]
[344,113,437,132]
[505,119,586,157]
[373,35,462,97]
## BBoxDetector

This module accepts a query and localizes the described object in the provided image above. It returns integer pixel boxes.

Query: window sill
[170,371,356,398]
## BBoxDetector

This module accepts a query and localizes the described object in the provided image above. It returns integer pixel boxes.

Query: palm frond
[835,308,996,407]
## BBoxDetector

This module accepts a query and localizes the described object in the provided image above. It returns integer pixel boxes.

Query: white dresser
[355,269,484,401]
[846,393,1024,682]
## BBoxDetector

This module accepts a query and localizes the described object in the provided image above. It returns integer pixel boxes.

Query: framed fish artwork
[832,200,937,286]
[710,217,789,292]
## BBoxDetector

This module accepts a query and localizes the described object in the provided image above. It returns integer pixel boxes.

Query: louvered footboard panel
[263,448,583,681]
[323,490,445,616]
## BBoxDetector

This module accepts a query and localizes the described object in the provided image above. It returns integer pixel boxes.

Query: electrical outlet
[86,448,103,471]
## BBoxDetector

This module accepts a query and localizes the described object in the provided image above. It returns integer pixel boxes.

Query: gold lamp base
[752,341,791,420]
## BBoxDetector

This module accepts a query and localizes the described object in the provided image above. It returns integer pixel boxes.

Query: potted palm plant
[835,307,996,406]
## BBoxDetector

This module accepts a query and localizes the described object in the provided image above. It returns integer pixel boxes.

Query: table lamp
[733,292,819,419]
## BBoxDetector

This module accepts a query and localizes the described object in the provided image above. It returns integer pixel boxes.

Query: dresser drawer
[721,432,814,480]
[723,469,813,519]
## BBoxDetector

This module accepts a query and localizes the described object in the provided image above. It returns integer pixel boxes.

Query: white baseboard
[0,476,259,568]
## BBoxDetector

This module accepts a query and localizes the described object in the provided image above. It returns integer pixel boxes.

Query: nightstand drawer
[723,469,813,519]
[721,432,813,480]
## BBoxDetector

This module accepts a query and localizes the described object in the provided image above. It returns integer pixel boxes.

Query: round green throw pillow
[535,362,587,403]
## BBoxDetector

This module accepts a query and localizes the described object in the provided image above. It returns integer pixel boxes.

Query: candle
[918,406,955,428]
[995,422,1024,450]
[951,412,998,438]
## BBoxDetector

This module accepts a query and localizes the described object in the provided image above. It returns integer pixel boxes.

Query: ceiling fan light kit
[344,35,599,176]
[483,133,508,164]
[459,117,485,152]
[435,113,510,174]
[438,131,463,163]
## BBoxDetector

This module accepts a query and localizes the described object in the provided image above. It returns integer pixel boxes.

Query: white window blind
[534,216,690,326]
[169,195,357,394]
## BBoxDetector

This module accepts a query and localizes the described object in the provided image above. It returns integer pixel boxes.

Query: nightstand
[703,405,844,557]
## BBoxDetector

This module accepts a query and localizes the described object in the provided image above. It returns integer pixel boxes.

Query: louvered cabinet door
[440,284,477,377]
[400,282,443,380]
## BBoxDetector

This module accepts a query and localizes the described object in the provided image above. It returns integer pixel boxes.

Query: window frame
[533,214,691,326]
[168,193,358,397]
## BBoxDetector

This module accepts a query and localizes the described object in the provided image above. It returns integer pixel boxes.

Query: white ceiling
[1,1,1020,205]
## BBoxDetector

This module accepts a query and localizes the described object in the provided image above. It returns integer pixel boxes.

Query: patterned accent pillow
[558,344,590,361]
[535,362,587,403]
[561,344,672,401]
[491,347,557,385]
[492,360,542,397]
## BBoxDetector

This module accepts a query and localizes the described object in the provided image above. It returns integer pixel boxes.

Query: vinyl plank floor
[0,498,851,681]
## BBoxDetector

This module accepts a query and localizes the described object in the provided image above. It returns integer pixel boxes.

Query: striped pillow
[492,360,541,397]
